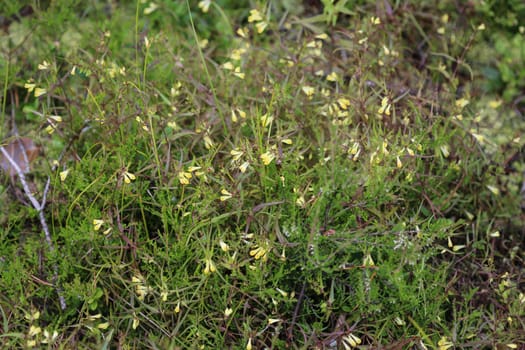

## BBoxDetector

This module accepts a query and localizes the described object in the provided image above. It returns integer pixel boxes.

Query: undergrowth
[0,0,523,349]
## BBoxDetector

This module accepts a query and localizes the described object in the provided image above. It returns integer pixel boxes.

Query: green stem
[1,53,9,137]
[185,0,226,134]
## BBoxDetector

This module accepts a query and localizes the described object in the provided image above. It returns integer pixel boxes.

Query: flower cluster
[247,9,268,34]
[341,333,361,349]
[25,310,59,348]
[93,219,112,236]
[132,274,153,301]
[178,165,206,185]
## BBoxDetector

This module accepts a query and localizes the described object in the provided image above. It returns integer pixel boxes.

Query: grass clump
[0,0,524,349]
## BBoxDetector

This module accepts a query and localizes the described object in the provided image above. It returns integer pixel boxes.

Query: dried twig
[0,145,66,310]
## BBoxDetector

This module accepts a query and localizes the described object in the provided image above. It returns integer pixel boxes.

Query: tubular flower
[204,258,217,275]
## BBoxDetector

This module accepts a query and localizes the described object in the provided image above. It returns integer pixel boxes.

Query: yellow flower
[24,82,36,92]
[370,16,381,25]
[248,9,262,22]
[198,0,211,13]
[187,166,201,172]
[342,333,361,349]
[276,287,288,297]
[28,325,42,337]
[396,156,402,169]
[489,99,502,109]
[280,58,294,67]
[363,253,375,267]
[469,130,486,144]
[132,315,140,329]
[123,171,136,184]
[34,88,47,97]
[97,322,110,329]
[487,185,500,196]
[452,245,465,252]
[381,140,389,154]
[220,189,233,201]
[237,109,247,119]
[246,337,253,350]
[93,219,104,231]
[326,72,338,81]
[349,142,360,155]
[171,82,182,97]
[224,307,233,317]
[60,169,69,182]
[306,40,319,48]
[135,116,149,131]
[45,125,56,134]
[255,21,268,34]
[135,284,152,301]
[25,310,40,321]
[393,316,405,326]
[249,245,268,260]
[337,97,351,110]
[237,27,249,38]
[351,149,361,161]
[260,113,274,128]
[222,61,234,70]
[204,135,214,149]
[41,329,58,344]
[48,115,62,123]
[267,318,280,325]
[233,67,245,79]
[38,60,50,70]
[87,313,102,320]
[239,161,249,173]
[378,96,391,116]
[178,171,192,185]
[231,109,239,122]
[440,145,450,158]
[301,86,315,97]
[219,240,230,252]
[438,336,453,350]
[282,138,293,145]
[455,98,469,108]
[231,109,246,122]
[195,171,207,181]
[144,2,158,15]
[260,151,275,165]
[204,258,217,274]
[230,48,246,60]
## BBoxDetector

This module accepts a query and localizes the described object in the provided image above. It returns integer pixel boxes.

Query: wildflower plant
[0,0,524,349]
